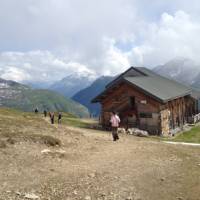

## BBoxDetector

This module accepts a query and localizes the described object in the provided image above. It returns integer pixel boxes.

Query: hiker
[110,111,120,141]
[49,112,54,124]
[43,110,47,117]
[58,112,62,124]
[34,107,38,114]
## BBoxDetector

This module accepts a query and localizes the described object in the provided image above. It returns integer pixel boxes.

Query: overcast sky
[1,0,200,83]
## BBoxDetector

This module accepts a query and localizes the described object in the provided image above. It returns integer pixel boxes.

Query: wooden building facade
[92,67,199,135]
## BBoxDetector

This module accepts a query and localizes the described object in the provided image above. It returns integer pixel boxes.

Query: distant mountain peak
[169,56,191,62]
[153,58,200,86]
[63,70,97,81]
[0,77,29,89]
[49,71,98,97]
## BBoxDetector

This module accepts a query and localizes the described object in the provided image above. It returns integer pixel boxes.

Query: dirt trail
[0,116,200,200]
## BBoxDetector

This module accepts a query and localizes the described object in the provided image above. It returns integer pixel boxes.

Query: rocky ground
[0,110,200,200]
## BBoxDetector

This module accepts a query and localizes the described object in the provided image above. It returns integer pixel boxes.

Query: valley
[0,78,89,118]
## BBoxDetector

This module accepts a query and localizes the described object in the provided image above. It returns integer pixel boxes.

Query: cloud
[127,10,200,67]
[1,66,30,82]
[1,1,200,83]
[0,51,96,83]
[0,0,137,52]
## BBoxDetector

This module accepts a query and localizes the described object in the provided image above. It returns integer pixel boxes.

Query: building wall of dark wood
[100,82,161,134]
[99,82,197,135]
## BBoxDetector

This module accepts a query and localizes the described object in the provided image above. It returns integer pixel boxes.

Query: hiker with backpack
[58,112,62,124]
[34,107,38,114]
[43,110,47,117]
[49,112,55,124]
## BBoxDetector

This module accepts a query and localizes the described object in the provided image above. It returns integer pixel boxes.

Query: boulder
[134,129,149,137]
[126,128,137,135]
[85,195,92,200]
[127,128,137,135]
[41,149,51,154]
[24,193,40,199]
[117,128,126,134]
[126,128,149,137]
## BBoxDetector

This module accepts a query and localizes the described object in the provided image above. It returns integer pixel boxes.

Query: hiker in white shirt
[110,111,120,141]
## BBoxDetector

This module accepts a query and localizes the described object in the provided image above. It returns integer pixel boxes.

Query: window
[139,112,152,118]
[129,96,135,108]
[140,100,147,104]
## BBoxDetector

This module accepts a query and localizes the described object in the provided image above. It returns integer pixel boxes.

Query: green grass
[50,111,97,128]
[0,107,30,116]
[169,125,200,143]
[47,111,86,128]
[0,107,92,130]
[51,112,92,128]
[62,117,91,128]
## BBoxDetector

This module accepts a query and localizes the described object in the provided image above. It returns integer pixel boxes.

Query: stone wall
[160,109,170,136]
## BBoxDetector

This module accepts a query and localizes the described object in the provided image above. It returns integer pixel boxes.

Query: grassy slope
[171,125,200,143]
[48,112,95,128]
[0,107,92,128]
[1,88,89,118]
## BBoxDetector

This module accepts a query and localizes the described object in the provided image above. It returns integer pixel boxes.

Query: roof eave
[162,91,192,103]
[91,78,125,103]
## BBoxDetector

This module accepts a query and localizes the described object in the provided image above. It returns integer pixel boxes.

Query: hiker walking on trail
[43,110,47,117]
[34,107,38,114]
[58,112,62,124]
[49,112,54,124]
[110,111,120,141]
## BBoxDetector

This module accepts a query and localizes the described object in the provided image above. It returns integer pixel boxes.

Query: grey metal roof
[124,76,191,102]
[92,67,193,103]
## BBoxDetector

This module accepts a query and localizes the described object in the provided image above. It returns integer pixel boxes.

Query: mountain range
[73,58,200,115]
[153,57,200,86]
[72,76,114,116]
[49,71,96,97]
[0,78,89,117]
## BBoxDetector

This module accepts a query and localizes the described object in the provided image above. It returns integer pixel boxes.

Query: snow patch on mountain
[153,57,200,86]
[49,69,97,97]
[0,82,10,89]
